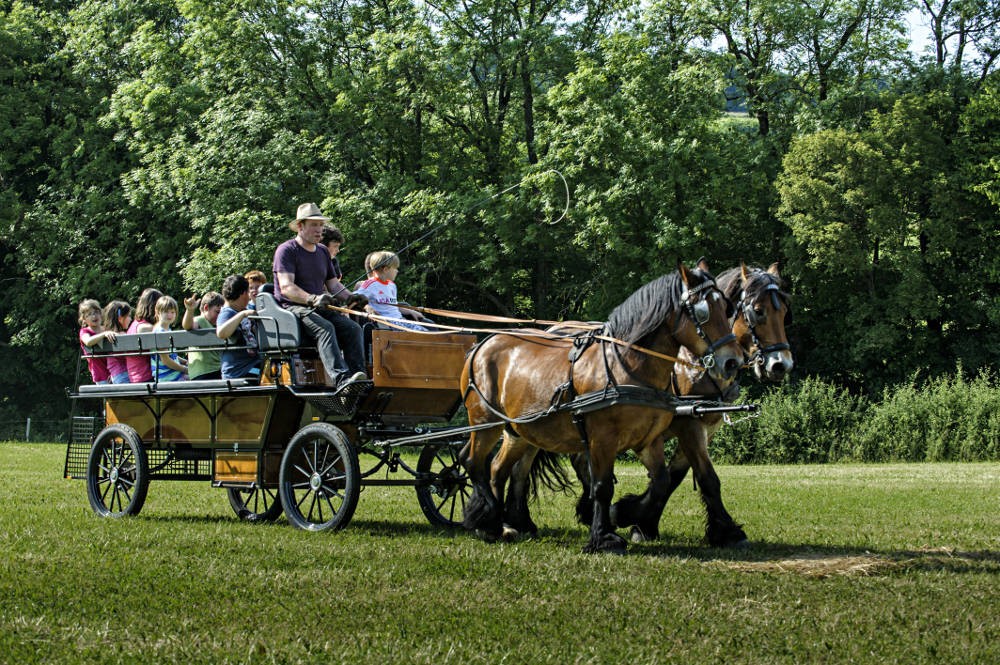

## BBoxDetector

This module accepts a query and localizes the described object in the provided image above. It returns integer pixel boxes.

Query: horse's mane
[604,269,712,346]
[717,266,791,309]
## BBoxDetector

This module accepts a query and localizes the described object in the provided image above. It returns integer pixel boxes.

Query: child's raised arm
[182,294,200,330]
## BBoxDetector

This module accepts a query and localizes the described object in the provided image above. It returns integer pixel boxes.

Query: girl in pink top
[102,300,133,383]
[125,288,162,383]
[78,299,116,384]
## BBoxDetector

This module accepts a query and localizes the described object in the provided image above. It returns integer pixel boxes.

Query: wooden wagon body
[66,293,477,531]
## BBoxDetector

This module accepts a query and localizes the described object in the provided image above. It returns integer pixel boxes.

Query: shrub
[855,369,1000,462]
[708,370,1000,463]
[712,376,867,464]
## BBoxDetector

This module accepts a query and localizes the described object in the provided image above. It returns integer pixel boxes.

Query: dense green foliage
[2,0,999,423]
[1,443,998,663]
[714,370,1000,463]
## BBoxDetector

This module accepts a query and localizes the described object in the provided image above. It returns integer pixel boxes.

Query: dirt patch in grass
[715,547,996,578]
[720,554,895,577]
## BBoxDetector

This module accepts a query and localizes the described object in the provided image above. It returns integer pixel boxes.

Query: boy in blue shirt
[215,274,261,380]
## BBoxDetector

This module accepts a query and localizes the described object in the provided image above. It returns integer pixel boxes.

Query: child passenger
[354,251,430,331]
[244,270,267,310]
[78,299,116,384]
[102,301,132,383]
[125,288,162,383]
[182,291,224,380]
[216,274,261,380]
[150,295,188,382]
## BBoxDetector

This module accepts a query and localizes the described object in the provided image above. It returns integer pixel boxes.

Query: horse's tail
[528,450,575,499]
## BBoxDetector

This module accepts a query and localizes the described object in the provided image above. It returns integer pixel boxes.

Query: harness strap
[572,411,590,449]
[564,330,596,448]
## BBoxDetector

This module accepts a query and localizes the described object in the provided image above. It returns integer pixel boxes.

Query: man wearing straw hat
[272,202,367,389]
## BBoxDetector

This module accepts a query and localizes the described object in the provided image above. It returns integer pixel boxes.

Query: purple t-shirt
[272,238,335,306]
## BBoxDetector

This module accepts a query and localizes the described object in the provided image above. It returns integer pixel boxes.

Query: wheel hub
[110,468,119,484]
[309,472,322,492]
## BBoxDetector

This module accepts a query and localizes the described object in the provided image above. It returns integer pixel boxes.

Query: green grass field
[1,443,997,664]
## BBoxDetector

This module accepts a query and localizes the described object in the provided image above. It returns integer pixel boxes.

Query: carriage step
[295,380,373,416]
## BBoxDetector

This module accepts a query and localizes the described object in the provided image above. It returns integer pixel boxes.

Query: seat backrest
[253,292,301,350]
[153,328,232,351]
[88,329,235,356]
[89,332,157,354]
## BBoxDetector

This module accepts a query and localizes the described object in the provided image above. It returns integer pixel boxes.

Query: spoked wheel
[86,424,149,518]
[227,486,283,522]
[416,444,471,528]
[279,423,360,532]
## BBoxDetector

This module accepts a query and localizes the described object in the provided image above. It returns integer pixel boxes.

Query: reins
[323,303,706,370]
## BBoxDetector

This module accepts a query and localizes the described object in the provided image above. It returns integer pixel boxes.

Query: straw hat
[289,202,330,230]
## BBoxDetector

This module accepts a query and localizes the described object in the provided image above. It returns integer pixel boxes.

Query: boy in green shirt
[182,291,225,379]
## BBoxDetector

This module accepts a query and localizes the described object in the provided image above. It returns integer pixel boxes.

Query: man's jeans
[286,305,365,383]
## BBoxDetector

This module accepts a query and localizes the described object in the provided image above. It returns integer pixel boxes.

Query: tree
[781,0,909,103]
[912,0,1000,80]
[690,0,792,136]
[777,84,1000,390]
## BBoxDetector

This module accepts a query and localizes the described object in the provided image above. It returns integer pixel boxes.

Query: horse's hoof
[500,526,536,542]
[474,528,501,543]
[583,532,628,554]
[706,524,749,548]
[501,523,538,542]
[629,527,650,543]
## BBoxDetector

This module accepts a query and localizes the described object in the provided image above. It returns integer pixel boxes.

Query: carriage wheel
[227,486,283,522]
[279,423,360,531]
[416,444,470,528]
[86,424,149,518]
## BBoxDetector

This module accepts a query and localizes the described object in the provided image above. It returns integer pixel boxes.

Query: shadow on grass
[458,524,1000,575]
[342,518,467,538]
[122,513,1000,575]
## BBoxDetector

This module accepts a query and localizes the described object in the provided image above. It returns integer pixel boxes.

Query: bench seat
[86,328,239,356]
[77,378,261,397]
[83,293,300,360]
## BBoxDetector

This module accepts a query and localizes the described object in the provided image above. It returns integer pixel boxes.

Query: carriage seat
[76,377,259,395]
[252,292,301,350]
[86,328,240,356]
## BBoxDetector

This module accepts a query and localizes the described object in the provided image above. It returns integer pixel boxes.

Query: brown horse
[460,260,745,553]
[529,263,791,547]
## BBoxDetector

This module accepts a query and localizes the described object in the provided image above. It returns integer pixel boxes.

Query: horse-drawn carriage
[65,292,479,531]
[66,261,788,552]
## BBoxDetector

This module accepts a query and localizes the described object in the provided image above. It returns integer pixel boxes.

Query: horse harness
[462,276,752,452]
[464,332,683,429]
[739,281,791,370]
[666,277,792,407]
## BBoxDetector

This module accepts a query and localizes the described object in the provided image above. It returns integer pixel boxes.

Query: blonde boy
[355,251,429,331]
